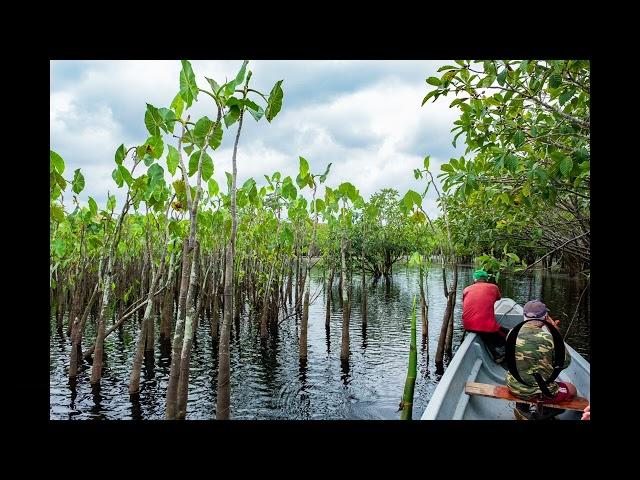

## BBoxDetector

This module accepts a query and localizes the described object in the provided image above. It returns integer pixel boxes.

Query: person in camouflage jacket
[506,300,577,402]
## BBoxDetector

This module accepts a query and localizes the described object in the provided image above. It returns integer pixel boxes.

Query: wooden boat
[421,298,590,420]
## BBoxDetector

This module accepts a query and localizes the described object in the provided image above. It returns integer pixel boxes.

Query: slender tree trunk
[217,81,248,420]
[340,235,350,362]
[419,263,428,338]
[176,242,203,419]
[444,264,458,357]
[160,249,177,342]
[325,267,334,328]
[165,240,193,419]
[435,263,457,373]
[128,300,152,395]
[361,224,367,325]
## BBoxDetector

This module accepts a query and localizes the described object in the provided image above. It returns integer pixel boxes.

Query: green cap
[473,269,488,280]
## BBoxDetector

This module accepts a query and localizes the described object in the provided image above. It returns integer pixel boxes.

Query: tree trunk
[340,235,350,362]
[419,263,428,338]
[165,240,193,419]
[325,267,334,328]
[217,86,247,420]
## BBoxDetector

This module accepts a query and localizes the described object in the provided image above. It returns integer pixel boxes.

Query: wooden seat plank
[465,382,589,411]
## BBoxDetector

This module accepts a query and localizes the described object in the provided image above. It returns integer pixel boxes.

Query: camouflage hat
[523,300,548,319]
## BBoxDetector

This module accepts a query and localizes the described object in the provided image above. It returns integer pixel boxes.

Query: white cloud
[50,60,466,218]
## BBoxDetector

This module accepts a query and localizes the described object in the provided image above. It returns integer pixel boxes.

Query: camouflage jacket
[506,324,571,400]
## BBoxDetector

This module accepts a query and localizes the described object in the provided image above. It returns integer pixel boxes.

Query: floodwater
[49,265,590,420]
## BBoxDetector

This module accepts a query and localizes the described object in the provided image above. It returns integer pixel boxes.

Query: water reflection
[50,265,590,420]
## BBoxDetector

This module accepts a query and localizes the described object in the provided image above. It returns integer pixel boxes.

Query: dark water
[49,265,590,420]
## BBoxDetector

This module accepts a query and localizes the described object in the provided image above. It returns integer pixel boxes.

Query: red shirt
[462,281,501,332]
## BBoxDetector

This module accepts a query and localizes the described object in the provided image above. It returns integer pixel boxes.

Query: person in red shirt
[462,269,507,363]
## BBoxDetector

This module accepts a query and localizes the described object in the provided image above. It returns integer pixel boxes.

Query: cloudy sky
[50,60,466,218]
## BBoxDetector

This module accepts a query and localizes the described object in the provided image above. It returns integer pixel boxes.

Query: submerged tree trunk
[160,249,177,342]
[165,240,193,419]
[340,235,350,363]
[435,263,457,373]
[419,262,428,338]
[325,267,334,328]
[218,81,248,420]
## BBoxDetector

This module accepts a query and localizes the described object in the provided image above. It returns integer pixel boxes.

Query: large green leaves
[245,99,264,121]
[319,163,332,183]
[208,178,219,197]
[299,156,309,178]
[115,144,126,165]
[337,182,359,203]
[144,103,165,136]
[224,105,241,128]
[179,60,199,108]
[188,151,214,180]
[51,203,65,223]
[402,190,422,210]
[265,80,284,122]
[167,145,179,176]
[223,60,249,97]
[171,93,184,119]
[50,150,65,174]
[193,116,214,147]
[281,176,297,200]
[72,169,85,194]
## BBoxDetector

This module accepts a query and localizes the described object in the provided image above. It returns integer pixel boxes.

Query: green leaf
[265,80,284,122]
[143,154,155,166]
[504,154,519,172]
[209,123,223,150]
[421,90,438,106]
[119,165,134,187]
[148,163,164,180]
[50,150,65,174]
[88,197,98,215]
[167,145,179,176]
[158,108,177,133]
[402,190,422,210]
[559,156,573,178]
[208,178,219,197]
[179,60,198,108]
[280,224,294,245]
[144,103,165,136]
[224,105,241,128]
[497,69,507,86]
[52,237,66,257]
[145,135,164,159]
[319,163,332,183]
[205,77,221,95]
[170,93,184,119]
[193,116,213,147]
[513,130,525,148]
[549,72,562,89]
[51,203,65,223]
[115,144,126,165]
[559,88,575,106]
[112,167,124,188]
[201,153,214,181]
[426,76,441,86]
[313,198,325,213]
[184,145,194,156]
[423,156,430,171]
[299,156,309,178]
[282,177,297,200]
[225,172,233,192]
[107,194,116,211]
[189,152,199,177]
[244,99,264,121]
[72,169,85,194]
